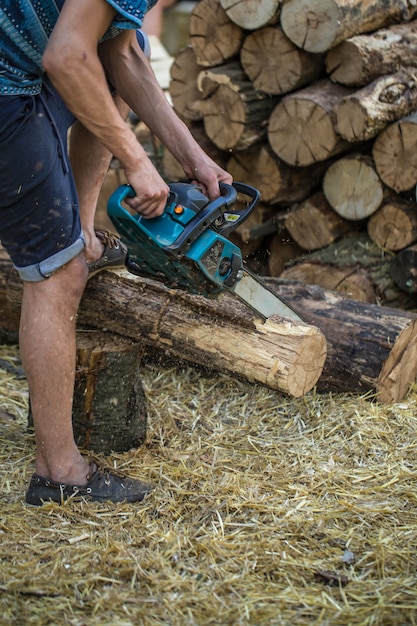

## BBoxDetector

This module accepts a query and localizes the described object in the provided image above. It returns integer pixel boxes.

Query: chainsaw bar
[232,269,304,323]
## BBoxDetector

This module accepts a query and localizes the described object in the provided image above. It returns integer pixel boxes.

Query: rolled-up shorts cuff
[14,234,85,282]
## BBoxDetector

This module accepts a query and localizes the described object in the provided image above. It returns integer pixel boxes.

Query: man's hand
[124,161,170,219]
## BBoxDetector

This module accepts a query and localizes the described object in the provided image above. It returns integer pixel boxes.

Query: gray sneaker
[88,230,128,278]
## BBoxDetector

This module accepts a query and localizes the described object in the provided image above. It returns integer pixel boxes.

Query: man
[0,0,232,505]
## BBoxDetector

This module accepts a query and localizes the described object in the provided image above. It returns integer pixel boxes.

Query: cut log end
[258,318,327,397]
[280,0,340,53]
[377,319,417,403]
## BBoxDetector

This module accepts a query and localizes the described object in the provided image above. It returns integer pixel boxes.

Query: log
[267,78,353,166]
[194,62,279,151]
[265,278,417,403]
[285,191,352,251]
[280,0,417,54]
[226,143,327,204]
[219,0,281,30]
[367,197,417,252]
[3,249,417,402]
[281,259,377,303]
[0,255,327,399]
[280,232,417,310]
[372,112,417,192]
[240,25,325,96]
[390,244,417,294]
[169,46,204,121]
[334,68,417,142]
[189,0,245,67]
[323,153,384,220]
[326,22,417,87]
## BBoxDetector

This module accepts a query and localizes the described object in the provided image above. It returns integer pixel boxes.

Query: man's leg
[20,254,91,485]
[69,93,131,264]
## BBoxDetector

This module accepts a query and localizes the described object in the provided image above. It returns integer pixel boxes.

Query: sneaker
[25,461,153,506]
[88,230,128,278]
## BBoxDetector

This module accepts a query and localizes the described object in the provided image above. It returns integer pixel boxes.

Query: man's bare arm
[42,0,169,217]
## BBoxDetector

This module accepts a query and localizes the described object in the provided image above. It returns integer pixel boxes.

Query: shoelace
[95,230,122,250]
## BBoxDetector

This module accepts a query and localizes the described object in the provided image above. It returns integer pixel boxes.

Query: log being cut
[0,251,326,399]
[2,249,417,402]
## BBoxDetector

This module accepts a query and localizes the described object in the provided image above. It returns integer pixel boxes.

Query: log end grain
[373,116,417,192]
[220,0,280,30]
[377,318,417,403]
[257,318,327,397]
[268,99,338,166]
[280,0,340,53]
[323,154,384,220]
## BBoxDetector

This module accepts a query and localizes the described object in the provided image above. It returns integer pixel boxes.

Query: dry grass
[1,342,417,625]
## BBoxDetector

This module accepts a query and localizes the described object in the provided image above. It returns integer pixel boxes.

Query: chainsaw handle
[216,182,261,236]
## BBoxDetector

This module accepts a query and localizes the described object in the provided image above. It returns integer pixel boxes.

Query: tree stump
[72,333,147,454]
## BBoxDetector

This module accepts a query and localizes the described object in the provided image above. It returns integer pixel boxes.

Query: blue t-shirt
[0,0,157,95]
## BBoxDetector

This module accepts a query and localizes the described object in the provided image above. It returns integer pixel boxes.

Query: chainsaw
[107,181,303,322]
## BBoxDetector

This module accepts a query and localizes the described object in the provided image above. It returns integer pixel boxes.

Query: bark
[323,153,384,220]
[189,0,245,67]
[367,197,417,252]
[265,278,417,403]
[372,111,417,192]
[72,333,147,454]
[285,191,352,251]
[334,68,417,142]
[0,255,326,399]
[219,0,281,30]
[326,22,417,87]
[240,25,324,96]
[280,0,417,53]
[267,79,353,166]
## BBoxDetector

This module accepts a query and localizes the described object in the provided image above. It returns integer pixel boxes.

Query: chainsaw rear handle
[110,181,259,218]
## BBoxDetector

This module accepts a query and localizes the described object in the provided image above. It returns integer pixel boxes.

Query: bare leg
[20,254,90,484]
[69,93,130,263]
[20,94,132,484]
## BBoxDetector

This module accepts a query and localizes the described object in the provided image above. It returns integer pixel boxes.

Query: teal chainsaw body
[107,181,303,322]
[107,181,259,296]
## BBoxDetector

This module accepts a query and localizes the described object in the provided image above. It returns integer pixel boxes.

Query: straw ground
[1,343,417,625]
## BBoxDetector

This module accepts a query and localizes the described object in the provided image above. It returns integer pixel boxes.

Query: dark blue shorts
[0,29,149,282]
[0,78,84,281]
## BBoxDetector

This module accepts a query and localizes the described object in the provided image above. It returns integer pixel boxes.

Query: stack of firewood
[165,0,417,310]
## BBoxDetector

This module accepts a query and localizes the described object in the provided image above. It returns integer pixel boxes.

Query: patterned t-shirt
[0,0,157,95]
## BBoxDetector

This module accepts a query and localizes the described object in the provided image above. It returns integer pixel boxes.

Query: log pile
[161,0,417,308]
